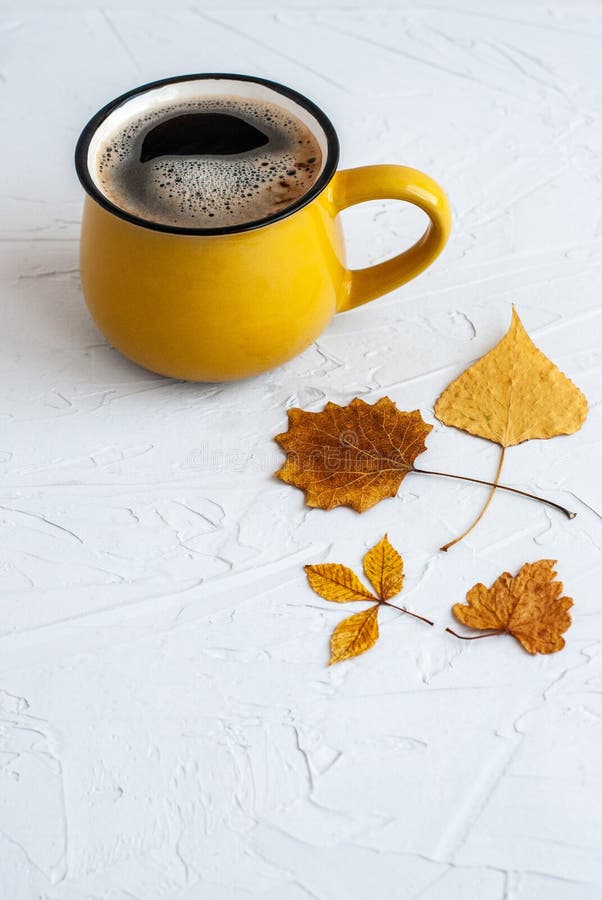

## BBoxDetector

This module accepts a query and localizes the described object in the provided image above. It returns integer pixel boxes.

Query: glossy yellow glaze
[80,164,451,381]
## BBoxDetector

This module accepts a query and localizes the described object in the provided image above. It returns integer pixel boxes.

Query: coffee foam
[95,94,323,228]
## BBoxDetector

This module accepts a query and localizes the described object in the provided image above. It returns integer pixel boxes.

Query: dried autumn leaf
[363,534,403,600]
[305,536,414,664]
[304,564,376,603]
[452,559,573,654]
[435,307,587,447]
[275,397,432,512]
[434,307,587,549]
[329,605,380,665]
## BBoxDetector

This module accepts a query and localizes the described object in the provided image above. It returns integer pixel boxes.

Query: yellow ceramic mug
[75,74,451,382]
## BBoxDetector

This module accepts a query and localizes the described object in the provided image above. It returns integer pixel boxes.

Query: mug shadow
[9,239,242,396]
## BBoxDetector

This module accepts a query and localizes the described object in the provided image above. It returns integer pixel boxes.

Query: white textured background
[1,4,602,898]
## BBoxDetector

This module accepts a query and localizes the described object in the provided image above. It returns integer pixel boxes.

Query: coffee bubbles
[95,94,323,228]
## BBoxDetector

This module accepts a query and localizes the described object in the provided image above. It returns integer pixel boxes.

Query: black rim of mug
[74,72,341,237]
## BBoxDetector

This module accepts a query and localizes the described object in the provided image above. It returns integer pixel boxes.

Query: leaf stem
[444,627,505,641]
[382,602,505,641]
[439,445,506,551]
[381,601,434,627]
[412,454,576,533]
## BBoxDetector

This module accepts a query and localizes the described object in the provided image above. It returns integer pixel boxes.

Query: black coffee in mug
[95,93,323,228]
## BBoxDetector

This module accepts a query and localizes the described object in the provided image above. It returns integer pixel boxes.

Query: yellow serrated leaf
[304,563,376,602]
[363,534,403,600]
[329,605,380,665]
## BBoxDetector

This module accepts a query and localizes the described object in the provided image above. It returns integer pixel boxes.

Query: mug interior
[76,73,339,236]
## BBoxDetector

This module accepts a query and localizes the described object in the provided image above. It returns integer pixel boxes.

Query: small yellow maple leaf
[305,535,404,664]
[275,398,432,513]
[452,559,573,654]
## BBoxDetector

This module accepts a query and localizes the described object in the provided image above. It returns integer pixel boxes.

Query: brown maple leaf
[434,306,588,549]
[452,559,573,654]
[305,535,404,664]
[275,397,432,512]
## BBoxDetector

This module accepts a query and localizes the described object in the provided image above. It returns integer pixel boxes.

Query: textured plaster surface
[1,4,602,898]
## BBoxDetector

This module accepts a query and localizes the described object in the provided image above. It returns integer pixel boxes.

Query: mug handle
[330,165,452,312]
